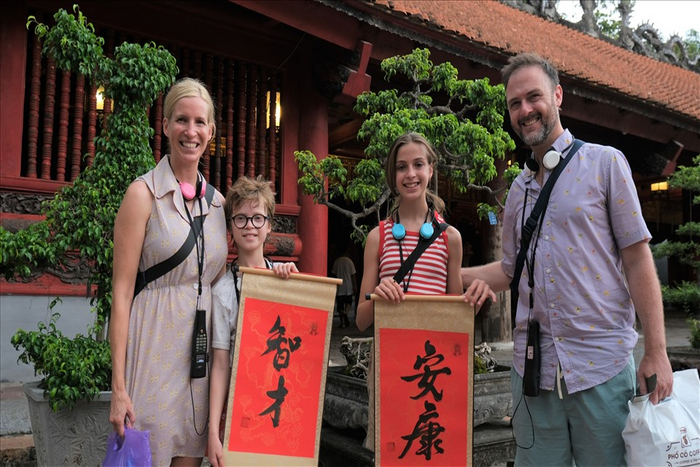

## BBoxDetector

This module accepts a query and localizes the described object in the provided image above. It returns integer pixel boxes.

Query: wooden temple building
[1,0,699,362]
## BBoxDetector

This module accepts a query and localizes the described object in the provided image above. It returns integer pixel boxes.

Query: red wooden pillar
[280,70,299,208]
[294,46,328,276]
[0,1,28,181]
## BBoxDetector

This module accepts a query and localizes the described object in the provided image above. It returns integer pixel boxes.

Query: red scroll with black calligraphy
[223,267,341,466]
[373,295,474,466]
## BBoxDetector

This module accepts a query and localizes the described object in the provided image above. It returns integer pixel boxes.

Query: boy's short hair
[224,175,276,230]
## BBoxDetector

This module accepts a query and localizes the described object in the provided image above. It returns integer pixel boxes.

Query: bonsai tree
[3,5,178,410]
[296,48,519,343]
[297,48,518,244]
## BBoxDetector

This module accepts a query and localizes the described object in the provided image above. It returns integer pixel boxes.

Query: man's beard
[515,98,559,147]
[516,111,555,147]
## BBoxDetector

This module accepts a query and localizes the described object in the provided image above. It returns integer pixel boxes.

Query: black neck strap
[233,259,273,305]
[396,209,433,292]
[133,182,214,298]
[510,139,584,328]
[393,217,449,288]
[184,196,205,306]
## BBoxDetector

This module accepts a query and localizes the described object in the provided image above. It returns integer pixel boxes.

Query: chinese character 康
[399,400,445,460]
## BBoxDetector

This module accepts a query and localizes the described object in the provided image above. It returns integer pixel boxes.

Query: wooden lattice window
[21,15,283,197]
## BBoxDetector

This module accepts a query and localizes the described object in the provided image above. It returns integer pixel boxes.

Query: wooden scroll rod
[235,265,342,285]
[365,293,465,303]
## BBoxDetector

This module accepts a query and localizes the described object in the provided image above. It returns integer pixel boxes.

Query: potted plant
[653,154,700,371]
[2,5,177,465]
[298,46,516,404]
[296,48,519,244]
[661,281,700,318]
[690,318,700,349]
[320,337,514,467]
[11,309,113,465]
[663,315,700,372]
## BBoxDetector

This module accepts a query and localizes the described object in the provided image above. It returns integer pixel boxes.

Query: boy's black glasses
[231,214,268,229]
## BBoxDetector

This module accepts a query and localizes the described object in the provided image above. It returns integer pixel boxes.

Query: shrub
[688,318,700,349]
[661,281,700,315]
[1,5,177,328]
[11,311,111,411]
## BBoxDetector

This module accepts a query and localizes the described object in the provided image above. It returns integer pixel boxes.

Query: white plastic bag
[623,369,700,467]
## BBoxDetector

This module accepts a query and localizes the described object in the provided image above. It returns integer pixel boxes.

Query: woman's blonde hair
[384,132,445,218]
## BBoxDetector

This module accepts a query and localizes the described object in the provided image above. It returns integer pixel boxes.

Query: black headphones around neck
[525,141,575,174]
[525,148,562,173]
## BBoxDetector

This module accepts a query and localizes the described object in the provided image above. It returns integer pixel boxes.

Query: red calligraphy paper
[227,297,327,458]
[379,328,470,466]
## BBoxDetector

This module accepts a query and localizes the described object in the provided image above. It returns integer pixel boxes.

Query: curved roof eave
[320,0,700,134]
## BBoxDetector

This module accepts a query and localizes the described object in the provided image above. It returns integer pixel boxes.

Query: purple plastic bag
[102,428,152,467]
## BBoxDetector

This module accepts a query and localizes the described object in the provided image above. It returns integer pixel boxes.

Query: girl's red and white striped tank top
[378,214,449,295]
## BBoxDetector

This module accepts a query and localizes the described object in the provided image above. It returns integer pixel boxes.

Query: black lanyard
[233,259,272,305]
[397,240,415,293]
[394,210,430,293]
[522,187,545,310]
[184,197,205,308]
[510,139,584,327]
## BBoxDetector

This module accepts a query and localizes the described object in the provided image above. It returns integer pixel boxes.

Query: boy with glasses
[207,175,298,467]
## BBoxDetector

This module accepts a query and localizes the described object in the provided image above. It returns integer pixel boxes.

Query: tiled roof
[361,0,700,122]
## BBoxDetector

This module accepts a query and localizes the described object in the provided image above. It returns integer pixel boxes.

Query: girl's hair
[384,132,445,218]
[163,77,216,139]
[224,175,276,231]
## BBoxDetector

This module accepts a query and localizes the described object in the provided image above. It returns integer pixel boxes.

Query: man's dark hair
[501,52,560,90]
